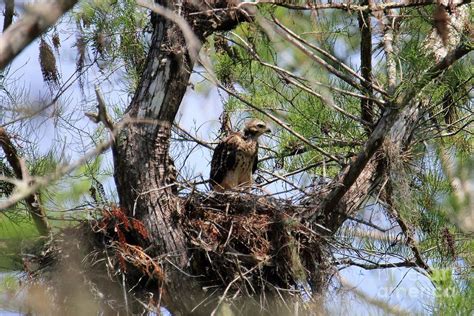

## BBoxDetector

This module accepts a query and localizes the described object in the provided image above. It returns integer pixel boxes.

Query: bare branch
[337,259,420,270]
[383,12,397,95]
[173,124,213,150]
[0,0,79,69]
[272,17,387,96]
[268,18,370,95]
[85,86,115,132]
[340,277,412,316]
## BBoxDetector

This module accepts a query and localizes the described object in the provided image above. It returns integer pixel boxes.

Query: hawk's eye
[257,123,265,128]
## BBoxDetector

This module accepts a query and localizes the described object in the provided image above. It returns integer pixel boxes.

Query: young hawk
[210,119,271,192]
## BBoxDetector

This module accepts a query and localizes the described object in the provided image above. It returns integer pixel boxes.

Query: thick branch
[383,13,397,94]
[3,0,14,32]
[0,127,50,236]
[311,43,472,226]
[237,0,471,12]
[0,0,78,69]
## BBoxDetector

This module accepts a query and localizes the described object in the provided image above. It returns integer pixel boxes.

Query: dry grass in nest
[183,191,330,297]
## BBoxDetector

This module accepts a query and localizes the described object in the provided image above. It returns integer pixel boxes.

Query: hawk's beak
[265,127,271,133]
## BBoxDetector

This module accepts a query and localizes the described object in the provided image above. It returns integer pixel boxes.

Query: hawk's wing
[210,133,240,187]
[252,142,259,174]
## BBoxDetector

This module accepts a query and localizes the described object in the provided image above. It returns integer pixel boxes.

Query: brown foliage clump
[39,38,60,86]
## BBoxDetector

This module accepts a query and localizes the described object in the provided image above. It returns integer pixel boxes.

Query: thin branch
[336,258,420,270]
[0,0,79,69]
[310,43,472,224]
[385,195,432,274]
[215,83,341,163]
[258,168,306,194]
[267,18,368,94]
[432,118,474,138]
[342,213,392,232]
[85,85,115,131]
[272,17,387,96]
[259,161,326,187]
[359,0,375,131]
[396,215,431,273]
[236,0,470,12]
[340,277,412,316]
[173,124,213,150]
[225,33,386,107]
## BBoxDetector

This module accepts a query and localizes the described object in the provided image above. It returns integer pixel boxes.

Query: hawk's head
[243,119,271,138]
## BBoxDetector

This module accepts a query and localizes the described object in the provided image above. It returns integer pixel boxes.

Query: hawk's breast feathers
[210,119,270,192]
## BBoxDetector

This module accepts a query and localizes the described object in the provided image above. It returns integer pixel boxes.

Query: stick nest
[23,191,332,313]
[183,192,331,296]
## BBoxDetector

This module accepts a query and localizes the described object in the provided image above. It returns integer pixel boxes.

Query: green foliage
[0,273,18,293]
[208,4,472,314]
[53,155,106,205]
[212,10,366,177]
[74,0,148,89]
[431,269,474,315]
[29,151,58,177]
[0,214,39,270]
[0,159,14,197]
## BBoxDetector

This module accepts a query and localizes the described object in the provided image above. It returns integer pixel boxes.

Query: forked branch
[311,43,472,226]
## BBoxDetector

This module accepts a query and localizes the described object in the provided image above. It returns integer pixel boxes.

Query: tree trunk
[112,1,250,311]
[110,0,470,312]
[113,9,192,263]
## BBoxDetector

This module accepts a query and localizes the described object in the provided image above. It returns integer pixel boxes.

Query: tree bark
[113,3,191,261]
[3,0,15,32]
[112,1,251,311]
[358,0,374,132]
[114,0,250,261]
